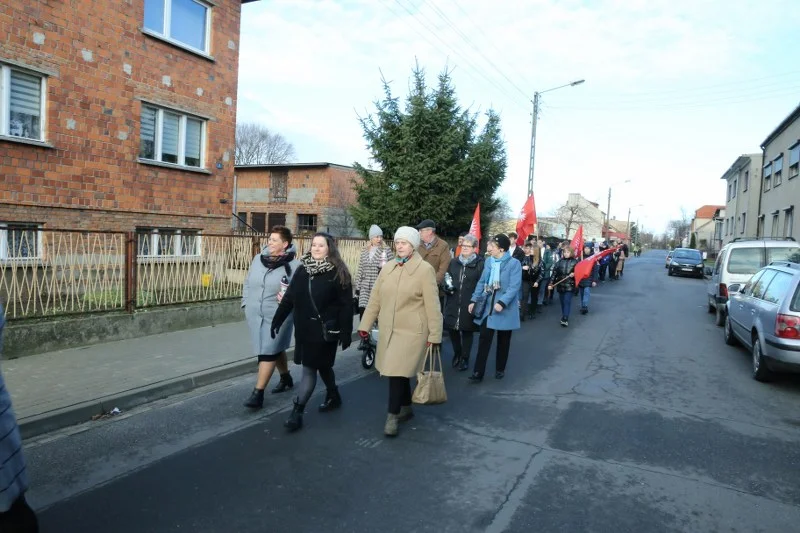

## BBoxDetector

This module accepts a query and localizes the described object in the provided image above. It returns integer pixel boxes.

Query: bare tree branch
[555,201,594,237]
[235,122,297,165]
[324,184,361,238]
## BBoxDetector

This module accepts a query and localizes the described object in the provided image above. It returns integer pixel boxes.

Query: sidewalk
[1,320,305,439]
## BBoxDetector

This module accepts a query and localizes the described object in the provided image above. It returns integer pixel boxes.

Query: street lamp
[527,79,585,196]
[605,179,631,240]
[626,203,644,242]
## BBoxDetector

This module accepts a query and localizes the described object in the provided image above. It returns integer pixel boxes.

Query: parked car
[707,238,800,327]
[724,261,800,381]
[667,248,704,278]
[665,250,673,268]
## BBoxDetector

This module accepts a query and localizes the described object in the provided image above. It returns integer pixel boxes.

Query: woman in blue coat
[467,234,522,382]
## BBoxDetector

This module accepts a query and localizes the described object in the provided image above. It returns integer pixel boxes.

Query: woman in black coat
[443,234,485,371]
[272,233,353,432]
[548,245,578,328]
[520,243,544,321]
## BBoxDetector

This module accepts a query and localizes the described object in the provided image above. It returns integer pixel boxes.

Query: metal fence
[1,230,372,320]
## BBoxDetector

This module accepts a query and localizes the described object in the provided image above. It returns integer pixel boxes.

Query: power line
[389,0,531,112]
[420,0,531,101]
[450,0,535,88]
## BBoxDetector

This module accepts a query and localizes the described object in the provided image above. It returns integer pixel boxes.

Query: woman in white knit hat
[355,225,394,324]
[358,226,442,437]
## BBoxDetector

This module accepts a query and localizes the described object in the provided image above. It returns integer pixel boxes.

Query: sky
[236,0,800,235]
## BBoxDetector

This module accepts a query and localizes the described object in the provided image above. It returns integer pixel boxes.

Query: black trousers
[473,319,513,377]
[598,263,608,280]
[521,284,539,317]
[449,329,474,361]
[388,376,411,414]
[0,495,39,533]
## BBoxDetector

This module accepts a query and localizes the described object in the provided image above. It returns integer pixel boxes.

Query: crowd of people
[238,222,633,438]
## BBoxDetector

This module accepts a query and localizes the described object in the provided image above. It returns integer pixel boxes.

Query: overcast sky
[237,0,800,234]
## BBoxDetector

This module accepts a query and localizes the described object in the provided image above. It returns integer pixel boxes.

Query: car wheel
[752,336,773,382]
[714,305,725,327]
[724,315,737,346]
[667,269,673,276]
[707,299,715,313]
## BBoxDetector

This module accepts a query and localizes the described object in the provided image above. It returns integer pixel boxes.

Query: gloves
[270,323,280,339]
[358,330,369,339]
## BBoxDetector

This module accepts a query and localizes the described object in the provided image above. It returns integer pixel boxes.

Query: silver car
[724,261,800,381]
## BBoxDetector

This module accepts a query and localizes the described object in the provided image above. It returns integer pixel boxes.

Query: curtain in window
[185,118,202,167]
[161,113,180,164]
[9,70,41,139]
[140,106,157,159]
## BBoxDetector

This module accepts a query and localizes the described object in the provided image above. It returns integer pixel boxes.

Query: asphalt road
[26,250,800,532]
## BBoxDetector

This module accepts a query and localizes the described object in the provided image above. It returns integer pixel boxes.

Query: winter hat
[394,226,421,248]
[368,225,383,239]
[492,233,511,252]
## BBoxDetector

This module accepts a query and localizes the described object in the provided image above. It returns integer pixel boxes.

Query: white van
[707,238,800,326]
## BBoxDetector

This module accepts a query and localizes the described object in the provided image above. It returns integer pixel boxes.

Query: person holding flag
[548,246,579,327]
[577,243,599,314]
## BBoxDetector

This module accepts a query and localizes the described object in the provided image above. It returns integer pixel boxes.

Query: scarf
[458,254,477,266]
[487,252,511,291]
[301,252,335,277]
[396,250,413,266]
[260,246,296,271]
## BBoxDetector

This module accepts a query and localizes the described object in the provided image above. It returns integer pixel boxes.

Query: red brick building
[234,163,361,237]
[0,0,259,259]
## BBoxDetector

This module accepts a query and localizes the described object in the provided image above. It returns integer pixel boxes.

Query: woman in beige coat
[358,226,443,437]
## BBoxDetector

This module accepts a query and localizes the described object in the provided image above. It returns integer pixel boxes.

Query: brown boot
[384,413,399,437]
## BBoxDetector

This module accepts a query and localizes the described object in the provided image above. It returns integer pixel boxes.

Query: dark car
[668,248,704,278]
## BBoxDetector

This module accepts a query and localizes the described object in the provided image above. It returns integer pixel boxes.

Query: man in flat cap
[416,219,451,293]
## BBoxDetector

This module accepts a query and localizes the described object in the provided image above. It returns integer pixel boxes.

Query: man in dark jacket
[507,232,526,263]
[578,243,599,314]
[0,306,40,532]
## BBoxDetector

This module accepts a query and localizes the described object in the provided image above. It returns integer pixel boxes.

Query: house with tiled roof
[691,205,725,251]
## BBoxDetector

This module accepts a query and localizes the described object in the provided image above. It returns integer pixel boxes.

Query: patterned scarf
[301,252,335,277]
[260,246,296,271]
[458,254,477,266]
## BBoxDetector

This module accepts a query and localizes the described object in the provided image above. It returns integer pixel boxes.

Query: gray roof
[761,102,800,149]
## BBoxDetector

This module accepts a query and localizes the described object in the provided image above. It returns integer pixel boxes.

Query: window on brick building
[139,104,206,169]
[0,65,46,142]
[297,214,318,235]
[270,172,288,203]
[137,228,201,258]
[251,213,266,234]
[144,0,211,54]
[0,223,42,260]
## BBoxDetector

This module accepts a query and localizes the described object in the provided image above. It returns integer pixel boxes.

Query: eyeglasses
[461,245,474,249]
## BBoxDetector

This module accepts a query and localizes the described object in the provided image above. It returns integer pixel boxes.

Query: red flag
[468,203,482,241]
[515,195,537,245]
[570,225,584,258]
[574,246,618,285]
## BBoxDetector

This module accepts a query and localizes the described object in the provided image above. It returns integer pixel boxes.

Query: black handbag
[308,276,340,343]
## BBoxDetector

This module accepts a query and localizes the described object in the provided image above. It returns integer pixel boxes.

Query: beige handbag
[412,345,447,405]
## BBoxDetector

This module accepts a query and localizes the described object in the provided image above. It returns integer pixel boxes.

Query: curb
[19,331,362,440]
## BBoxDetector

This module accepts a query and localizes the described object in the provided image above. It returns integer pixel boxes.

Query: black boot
[243,388,265,409]
[458,356,470,372]
[318,387,342,412]
[271,372,294,394]
[285,400,304,432]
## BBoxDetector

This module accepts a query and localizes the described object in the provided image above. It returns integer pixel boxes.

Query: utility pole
[605,187,611,240]
[527,92,539,198]
[626,207,632,242]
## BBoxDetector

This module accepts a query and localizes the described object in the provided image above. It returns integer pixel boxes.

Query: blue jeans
[579,286,591,308]
[559,291,573,318]
[539,277,550,304]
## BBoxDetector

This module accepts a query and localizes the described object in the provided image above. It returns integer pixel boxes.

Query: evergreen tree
[352,65,507,238]
[689,233,697,249]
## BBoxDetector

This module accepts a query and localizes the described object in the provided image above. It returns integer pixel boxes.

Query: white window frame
[0,223,43,261]
[785,208,794,238]
[789,143,799,179]
[139,104,206,169]
[743,170,749,191]
[773,154,783,186]
[0,64,47,142]
[741,213,746,234]
[143,0,212,55]
[137,228,202,259]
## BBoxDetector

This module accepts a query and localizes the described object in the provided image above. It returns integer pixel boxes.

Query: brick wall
[0,0,248,233]
[235,165,360,236]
